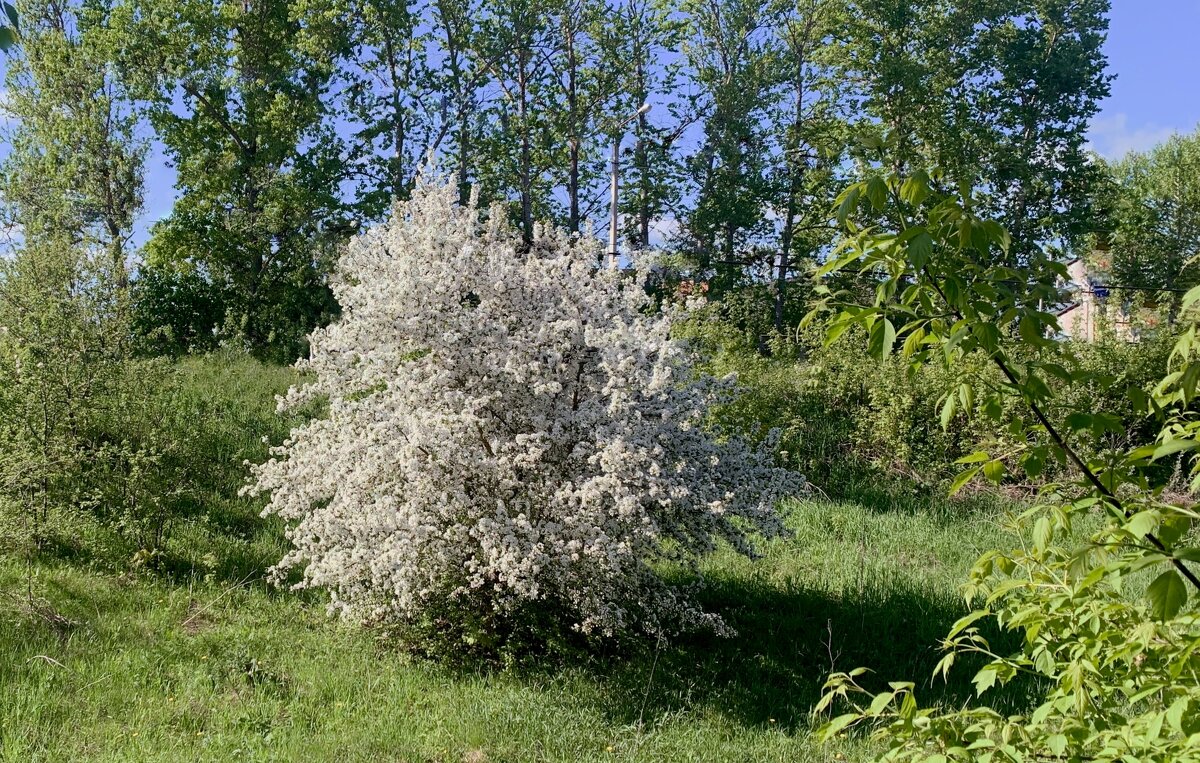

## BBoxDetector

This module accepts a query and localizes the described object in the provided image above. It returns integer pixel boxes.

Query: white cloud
[1087,113,1179,159]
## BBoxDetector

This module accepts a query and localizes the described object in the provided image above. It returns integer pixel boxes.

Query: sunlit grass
[0,354,1026,762]
[1,494,1023,763]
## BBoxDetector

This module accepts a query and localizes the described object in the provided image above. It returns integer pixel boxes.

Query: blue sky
[1085,0,1200,158]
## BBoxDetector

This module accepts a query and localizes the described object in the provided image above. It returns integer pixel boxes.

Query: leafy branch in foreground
[807,164,1200,761]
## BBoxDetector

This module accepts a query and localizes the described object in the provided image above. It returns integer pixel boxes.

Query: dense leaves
[811,163,1200,762]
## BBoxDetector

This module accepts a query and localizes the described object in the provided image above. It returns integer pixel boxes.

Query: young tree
[0,0,186,554]
[423,0,486,207]
[813,158,1200,763]
[249,175,803,648]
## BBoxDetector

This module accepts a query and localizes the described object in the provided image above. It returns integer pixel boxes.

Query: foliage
[0,238,305,565]
[120,0,347,361]
[840,0,1112,261]
[680,298,1176,500]
[248,175,803,650]
[1090,124,1200,299]
[811,162,1200,761]
[0,239,177,552]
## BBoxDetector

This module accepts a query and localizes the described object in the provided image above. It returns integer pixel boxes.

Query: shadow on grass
[23,513,286,590]
[577,571,1037,733]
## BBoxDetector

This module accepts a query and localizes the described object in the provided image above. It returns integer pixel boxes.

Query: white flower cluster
[248,173,804,639]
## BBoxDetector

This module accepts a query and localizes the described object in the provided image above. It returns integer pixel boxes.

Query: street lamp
[608,102,652,270]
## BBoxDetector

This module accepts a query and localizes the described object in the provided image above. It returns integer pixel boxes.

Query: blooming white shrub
[248,173,804,643]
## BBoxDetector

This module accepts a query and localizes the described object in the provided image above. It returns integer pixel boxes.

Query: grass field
[0,355,1032,762]
[0,491,1029,763]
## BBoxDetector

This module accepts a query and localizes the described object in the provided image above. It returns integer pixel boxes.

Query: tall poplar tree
[2,0,145,275]
[679,0,780,293]
[475,0,559,244]
[767,0,847,332]
[612,0,685,250]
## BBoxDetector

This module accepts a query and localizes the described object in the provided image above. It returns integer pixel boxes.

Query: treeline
[2,0,1114,360]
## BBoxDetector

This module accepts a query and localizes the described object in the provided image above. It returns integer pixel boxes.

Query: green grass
[0,494,1026,763]
[0,353,1033,762]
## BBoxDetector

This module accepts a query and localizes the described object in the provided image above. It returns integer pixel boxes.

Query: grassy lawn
[0,355,1036,762]
[0,491,1024,763]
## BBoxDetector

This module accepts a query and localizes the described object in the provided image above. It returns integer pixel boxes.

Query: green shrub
[0,238,306,570]
[682,301,1183,499]
[813,166,1200,762]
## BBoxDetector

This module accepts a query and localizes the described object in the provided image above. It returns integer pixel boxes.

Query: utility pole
[608,102,652,270]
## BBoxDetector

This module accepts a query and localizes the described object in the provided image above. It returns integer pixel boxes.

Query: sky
[1085,0,1200,159]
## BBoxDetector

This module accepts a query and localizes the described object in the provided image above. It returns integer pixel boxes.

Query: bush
[682,305,1182,498]
[248,176,803,651]
[0,239,170,550]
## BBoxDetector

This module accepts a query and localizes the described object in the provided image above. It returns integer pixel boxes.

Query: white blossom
[247,172,804,640]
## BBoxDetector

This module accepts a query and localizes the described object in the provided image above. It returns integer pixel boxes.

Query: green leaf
[982,459,1004,483]
[901,326,927,358]
[1181,284,1200,311]
[1152,439,1198,461]
[1175,548,1200,563]
[1021,450,1045,479]
[1166,697,1189,732]
[1033,517,1052,553]
[907,231,933,271]
[940,394,957,430]
[1064,412,1092,432]
[820,713,859,739]
[867,691,894,715]
[1126,510,1158,538]
[835,186,862,224]
[0,25,14,50]
[824,319,854,347]
[1046,735,1067,756]
[900,174,928,206]
[948,467,979,496]
[1019,313,1044,346]
[1158,517,1192,547]
[868,317,897,359]
[956,451,991,465]
[972,666,998,695]
[1147,569,1188,620]
[865,176,888,210]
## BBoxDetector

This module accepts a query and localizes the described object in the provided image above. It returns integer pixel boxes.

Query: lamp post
[608,102,652,270]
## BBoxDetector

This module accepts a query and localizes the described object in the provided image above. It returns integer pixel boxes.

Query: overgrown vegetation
[810,164,1200,761]
[1,460,1014,762]
[2,0,1199,759]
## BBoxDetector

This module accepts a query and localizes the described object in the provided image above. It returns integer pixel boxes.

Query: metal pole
[608,138,619,270]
